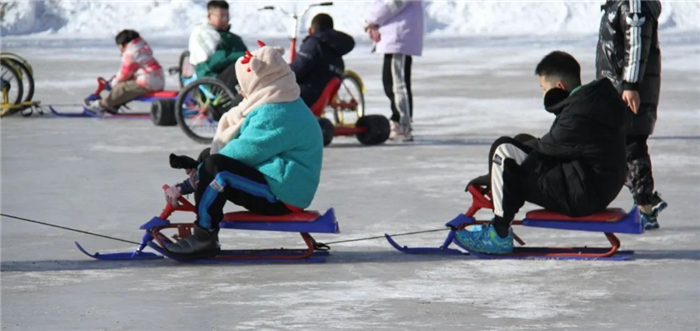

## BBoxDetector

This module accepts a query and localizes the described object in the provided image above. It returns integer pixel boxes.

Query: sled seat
[309,77,341,117]
[219,209,339,234]
[134,90,179,102]
[223,211,319,222]
[525,208,627,222]
[522,207,643,234]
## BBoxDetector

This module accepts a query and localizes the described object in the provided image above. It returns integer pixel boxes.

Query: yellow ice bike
[0,52,39,117]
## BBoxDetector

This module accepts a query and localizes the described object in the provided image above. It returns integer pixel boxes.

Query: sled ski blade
[450,238,634,261]
[147,242,328,264]
[384,233,465,255]
[75,242,163,260]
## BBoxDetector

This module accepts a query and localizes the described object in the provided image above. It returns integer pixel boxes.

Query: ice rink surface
[2,35,699,330]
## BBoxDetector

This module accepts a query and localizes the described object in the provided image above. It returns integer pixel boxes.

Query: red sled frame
[385,185,644,260]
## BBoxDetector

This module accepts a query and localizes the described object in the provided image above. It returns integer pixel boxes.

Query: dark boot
[165,223,220,259]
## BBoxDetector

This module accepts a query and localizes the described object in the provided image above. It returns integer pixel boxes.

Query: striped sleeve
[621,0,653,89]
[624,0,642,83]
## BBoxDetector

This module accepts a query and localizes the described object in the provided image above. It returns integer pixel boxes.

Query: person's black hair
[535,51,582,87]
[311,13,334,32]
[207,0,229,11]
[115,29,140,46]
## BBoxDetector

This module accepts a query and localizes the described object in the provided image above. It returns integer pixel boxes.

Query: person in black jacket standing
[291,14,355,107]
[455,51,629,255]
[596,0,666,230]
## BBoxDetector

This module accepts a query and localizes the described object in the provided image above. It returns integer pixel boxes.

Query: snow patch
[2,1,699,38]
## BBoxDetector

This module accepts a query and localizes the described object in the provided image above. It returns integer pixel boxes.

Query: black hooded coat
[291,29,355,106]
[519,79,630,216]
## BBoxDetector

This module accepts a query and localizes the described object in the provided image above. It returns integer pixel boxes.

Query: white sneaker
[389,121,403,140]
[83,100,105,114]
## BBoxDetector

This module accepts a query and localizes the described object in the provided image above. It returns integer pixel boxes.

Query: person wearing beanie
[163,42,324,259]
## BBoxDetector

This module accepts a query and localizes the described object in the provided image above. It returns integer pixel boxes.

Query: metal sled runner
[385,185,644,260]
[76,185,340,263]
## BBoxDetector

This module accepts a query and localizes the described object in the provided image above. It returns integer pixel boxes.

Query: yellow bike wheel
[4,58,34,104]
[332,70,365,126]
[0,59,24,117]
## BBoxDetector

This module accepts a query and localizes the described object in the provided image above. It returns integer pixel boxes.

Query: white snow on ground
[2,0,700,38]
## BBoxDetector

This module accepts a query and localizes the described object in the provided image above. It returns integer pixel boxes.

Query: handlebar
[259,2,334,18]
[162,184,196,210]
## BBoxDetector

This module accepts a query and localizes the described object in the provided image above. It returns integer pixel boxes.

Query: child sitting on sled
[163,42,324,258]
[455,51,629,254]
[84,30,165,114]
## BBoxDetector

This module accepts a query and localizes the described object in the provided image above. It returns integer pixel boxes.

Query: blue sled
[386,207,642,261]
[76,209,339,264]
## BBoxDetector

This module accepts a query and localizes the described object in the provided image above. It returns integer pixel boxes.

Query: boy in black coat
[456,51,629,255]
[290,14,355,107]
[596,0,665,230]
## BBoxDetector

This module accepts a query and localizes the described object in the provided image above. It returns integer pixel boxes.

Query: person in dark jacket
[455,51,629,255]
[596,0,665,230]
[290,14,355,107]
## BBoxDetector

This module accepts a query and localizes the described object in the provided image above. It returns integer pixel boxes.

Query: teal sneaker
[642,211,659,230]
[642,201,667,230]
[642,192,667,231]
[454,224,514,254]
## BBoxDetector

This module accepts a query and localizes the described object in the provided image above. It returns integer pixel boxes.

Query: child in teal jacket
[164,43,323,258]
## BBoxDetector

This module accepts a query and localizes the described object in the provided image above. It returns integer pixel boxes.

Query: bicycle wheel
[0,59,24,116]
[5,58,34,104]
[333,71,365,126]
[0,52,33,75]
[178,51,195,88]
[175,77,240,144]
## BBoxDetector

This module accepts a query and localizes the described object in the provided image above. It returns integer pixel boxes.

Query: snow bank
[2,0,700,39]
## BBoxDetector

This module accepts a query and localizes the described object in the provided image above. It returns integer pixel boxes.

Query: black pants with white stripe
[488,137,535,231]
[382,54,413,126]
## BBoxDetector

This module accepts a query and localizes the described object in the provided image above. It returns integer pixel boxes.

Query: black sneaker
[165,222,220,260]
[641,210,660,230]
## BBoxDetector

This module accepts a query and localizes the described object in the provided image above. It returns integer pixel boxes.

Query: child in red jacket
[84,30,165,114]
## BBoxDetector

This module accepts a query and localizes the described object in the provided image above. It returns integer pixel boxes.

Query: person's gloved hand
[164,186,182,207]
[466,174,490,191]
[170,153,198,170]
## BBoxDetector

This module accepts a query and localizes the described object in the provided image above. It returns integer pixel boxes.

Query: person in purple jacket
[365,0,424,142]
